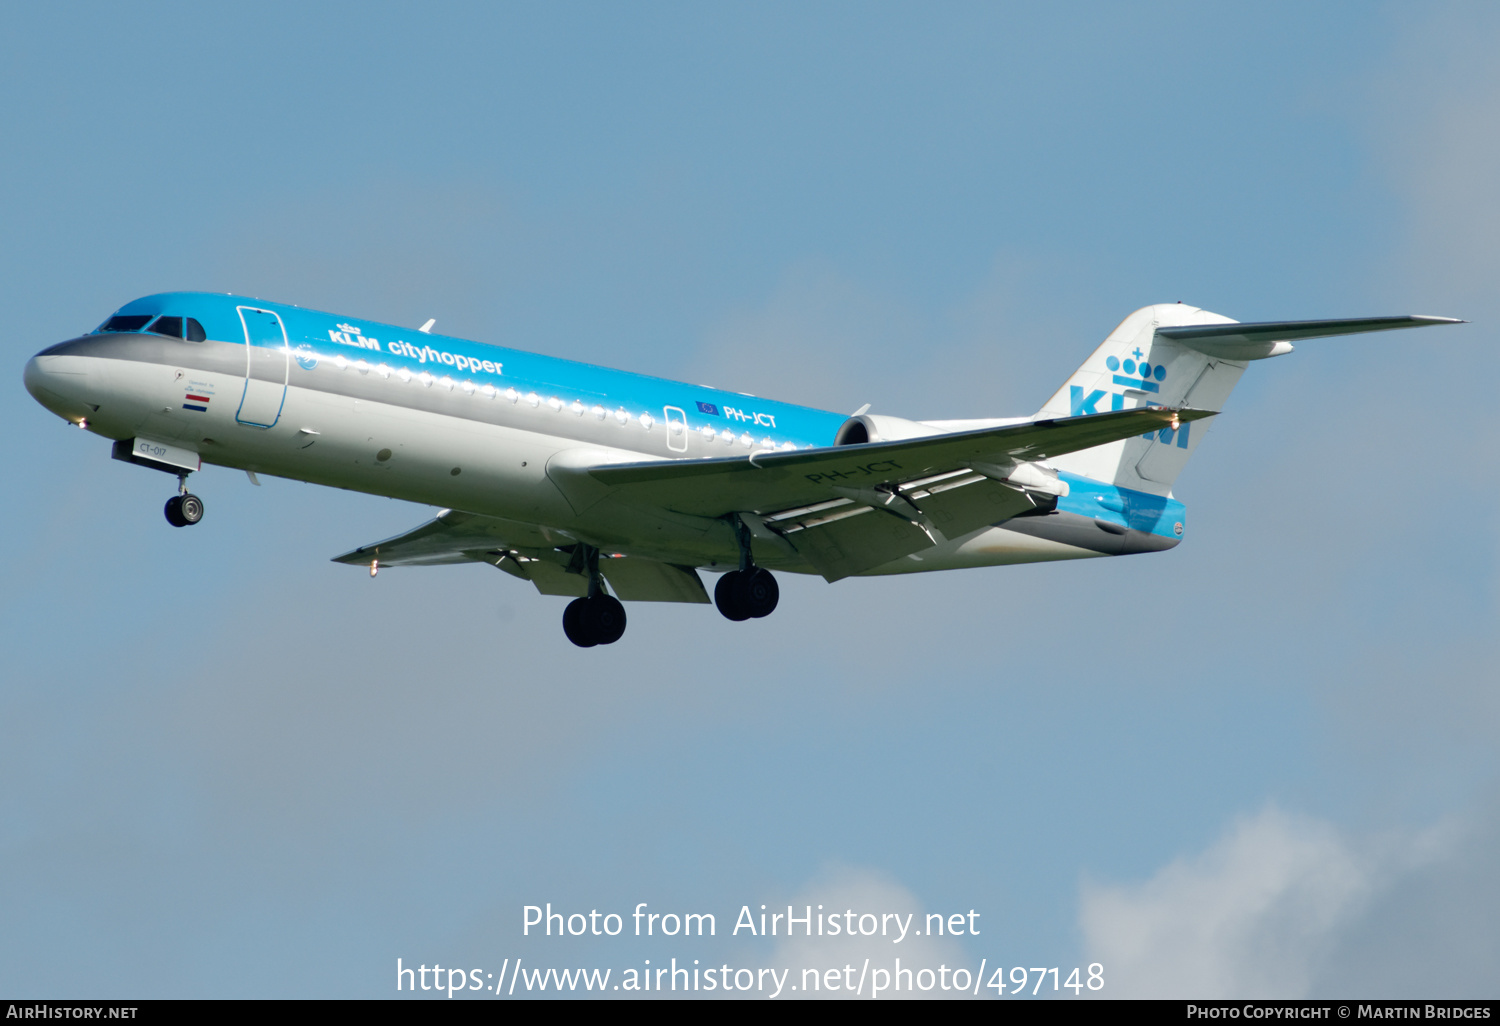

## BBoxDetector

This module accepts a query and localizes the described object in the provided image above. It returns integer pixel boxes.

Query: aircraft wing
[576,405,1214,580]
[336,406,1211,590]
[330,509,710,603]
[584,406,1211,507]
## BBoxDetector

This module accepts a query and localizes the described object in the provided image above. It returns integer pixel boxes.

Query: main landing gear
[164,473,205,528]
[714,567,779,620]
[714,516,779,622]
[562,545,627,648]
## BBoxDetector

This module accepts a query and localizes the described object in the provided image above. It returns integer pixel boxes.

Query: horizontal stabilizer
[1158,315,1464,360]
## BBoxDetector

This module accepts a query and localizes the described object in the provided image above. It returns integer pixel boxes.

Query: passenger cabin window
[100,315,152,333]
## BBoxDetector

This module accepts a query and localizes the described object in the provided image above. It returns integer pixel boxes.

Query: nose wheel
[164,473,204,527]
[165,493,205,527]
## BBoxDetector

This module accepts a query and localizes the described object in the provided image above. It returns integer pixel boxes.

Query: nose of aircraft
[24,342,96,424]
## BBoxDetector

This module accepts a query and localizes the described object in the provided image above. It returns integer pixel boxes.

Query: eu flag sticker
[696,401,720,416]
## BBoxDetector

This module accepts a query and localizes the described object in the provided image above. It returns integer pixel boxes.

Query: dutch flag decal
[183,393,210,412]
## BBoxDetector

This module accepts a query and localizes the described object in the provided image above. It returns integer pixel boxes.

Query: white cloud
[1078,806,1421,998]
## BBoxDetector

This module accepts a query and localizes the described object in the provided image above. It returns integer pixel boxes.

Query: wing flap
[783,506,932,581]
[772,474,1042,580]
[599,558,711,603]
[508,557,591,597]
[916,474,1041,538]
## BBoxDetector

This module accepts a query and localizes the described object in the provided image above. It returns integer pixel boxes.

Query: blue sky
[2,1,1496,999]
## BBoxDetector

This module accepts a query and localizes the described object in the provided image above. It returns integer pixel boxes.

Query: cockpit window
[100,315,152,333]
[185,317,206,342]
[148,316,184,339]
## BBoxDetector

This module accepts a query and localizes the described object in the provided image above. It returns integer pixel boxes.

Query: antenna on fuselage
[418,319,435,334]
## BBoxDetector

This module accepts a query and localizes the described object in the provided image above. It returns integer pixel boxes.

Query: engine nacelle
[833,414,942,445]
[832,415,1070,498]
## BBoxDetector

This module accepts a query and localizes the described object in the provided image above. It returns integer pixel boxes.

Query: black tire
[178,493,204,525]
[562,598,598,647]
[714,570,751,621]
[735,567,779,618]
[585,595,627,645]
[164,495,187,527]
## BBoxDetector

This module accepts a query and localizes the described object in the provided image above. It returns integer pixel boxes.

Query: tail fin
[1038,304,1463,494]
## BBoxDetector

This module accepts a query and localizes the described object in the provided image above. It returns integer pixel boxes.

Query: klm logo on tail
[1070,349,1190,449]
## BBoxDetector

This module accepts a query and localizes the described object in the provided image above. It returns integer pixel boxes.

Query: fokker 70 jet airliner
[24,294,1462,646]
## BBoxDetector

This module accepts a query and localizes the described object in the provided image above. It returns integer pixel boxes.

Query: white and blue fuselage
[25,291,1184,578]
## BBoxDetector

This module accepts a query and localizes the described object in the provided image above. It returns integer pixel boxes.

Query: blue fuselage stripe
[1057,472,1185,538]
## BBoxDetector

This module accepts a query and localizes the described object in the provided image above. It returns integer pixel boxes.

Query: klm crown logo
[1104,351,1165,392]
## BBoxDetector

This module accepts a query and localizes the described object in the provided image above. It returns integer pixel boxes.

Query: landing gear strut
[714,515,779,621]
[562,545,627,648]
[164,473,205,528]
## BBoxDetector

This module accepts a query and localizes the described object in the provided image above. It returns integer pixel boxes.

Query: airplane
[23,293,1463,646]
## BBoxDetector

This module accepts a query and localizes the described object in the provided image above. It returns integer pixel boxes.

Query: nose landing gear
[164,473,205,528]
[714,515,780,621]
[164,493,205,527]
[562,545,628,647]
